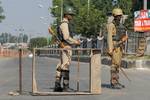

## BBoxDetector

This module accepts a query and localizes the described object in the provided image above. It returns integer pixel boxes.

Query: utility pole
[144,0,147,10]
[61,0,63,21]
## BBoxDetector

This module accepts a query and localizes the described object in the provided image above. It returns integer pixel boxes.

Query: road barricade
[31,48,102,95]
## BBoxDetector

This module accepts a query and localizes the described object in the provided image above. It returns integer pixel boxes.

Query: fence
[47,32,146,55]
[126,32,146,54]
[0,48,29,57]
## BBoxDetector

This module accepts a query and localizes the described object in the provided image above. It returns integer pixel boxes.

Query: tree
[0,1,5,23]
[132,0,143,11]
[74,5,104,37]
[18,33,24,43]
[51,0,104,37]
[148,0,150,9]
[29,37,47,49]
[0,33,19,43]
[1,32,8,43]
[50,0,133,38]
[9,36,17,43]
[91,0,132,29]
[23,34,28,43]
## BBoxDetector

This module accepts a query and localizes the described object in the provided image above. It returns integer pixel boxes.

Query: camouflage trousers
[55,47,72,87]
[111,47,122,85]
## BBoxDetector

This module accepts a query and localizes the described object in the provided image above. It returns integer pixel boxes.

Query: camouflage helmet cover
[112,8,123,16]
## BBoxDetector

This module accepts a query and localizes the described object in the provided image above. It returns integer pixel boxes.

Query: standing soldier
[53,6,80,92]
[106,8,128,89]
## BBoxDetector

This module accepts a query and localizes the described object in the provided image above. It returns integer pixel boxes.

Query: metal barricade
[31,48,101,95]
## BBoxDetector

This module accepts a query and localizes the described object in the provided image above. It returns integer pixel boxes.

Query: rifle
[106,34,131,82]
[106,49,131,82]
[119,66,131,82]
[114,34,128,48]
[48,26,66,48]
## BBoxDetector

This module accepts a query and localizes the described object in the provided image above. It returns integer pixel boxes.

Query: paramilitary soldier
[106,8,128,89]
[53,6,80,92]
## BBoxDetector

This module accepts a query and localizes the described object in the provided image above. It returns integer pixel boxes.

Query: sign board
[134,10,150,32]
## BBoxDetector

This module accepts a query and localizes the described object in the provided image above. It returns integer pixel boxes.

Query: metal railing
[46,32,146,55]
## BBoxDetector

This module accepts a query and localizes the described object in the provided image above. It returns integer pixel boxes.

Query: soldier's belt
[113,39,120,41]
[59,42,70,48]
[112,36,120,41]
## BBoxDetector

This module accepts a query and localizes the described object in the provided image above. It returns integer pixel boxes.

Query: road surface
[0,57,150,100]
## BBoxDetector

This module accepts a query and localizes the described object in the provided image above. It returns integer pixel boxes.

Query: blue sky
[0,0,54,37]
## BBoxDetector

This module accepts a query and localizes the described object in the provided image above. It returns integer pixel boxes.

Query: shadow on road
[101,83,112,89]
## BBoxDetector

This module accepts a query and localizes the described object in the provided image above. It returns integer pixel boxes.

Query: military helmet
[64,6,75,15]
[112,8,123,16]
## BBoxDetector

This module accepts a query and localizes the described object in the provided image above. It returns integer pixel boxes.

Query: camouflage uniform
[107,8,127,89]
[54,6,80,92]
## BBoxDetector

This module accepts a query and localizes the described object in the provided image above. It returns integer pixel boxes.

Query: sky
[0,0,54,37]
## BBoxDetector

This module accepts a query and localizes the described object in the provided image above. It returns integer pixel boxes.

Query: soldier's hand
[75,40,80,45]
[121,35,128,42]
[48,26,55,35]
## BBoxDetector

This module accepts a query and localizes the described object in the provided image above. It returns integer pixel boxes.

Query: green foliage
[148,1,150,9]
[18,33,28,43]
[74,5,104,37]
[29,37,47,49]
[51,0,133,37]
[0,1,5,23]
[92,0,133,29]
[132,0,143,11]
[23,34,28,43]
[0,32,28,43]
[0,33,8,43]
[9,36,17,43]
[118,0,133,29]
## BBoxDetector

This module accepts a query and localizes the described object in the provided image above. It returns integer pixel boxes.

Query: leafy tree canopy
[0,1,5,23]
[50,0,133,37]
[29,37,47,49]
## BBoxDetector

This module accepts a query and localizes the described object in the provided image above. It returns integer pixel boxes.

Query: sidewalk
[101,56,150,68]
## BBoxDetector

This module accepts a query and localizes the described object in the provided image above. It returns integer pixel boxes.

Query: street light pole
[144,0,147,10]
[61,0,63,21]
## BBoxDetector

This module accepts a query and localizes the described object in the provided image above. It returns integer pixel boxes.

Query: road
[0,57,150,100]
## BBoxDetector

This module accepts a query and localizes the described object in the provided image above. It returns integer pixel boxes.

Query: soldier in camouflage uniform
[106,8,128,89]
[53,6,80,92]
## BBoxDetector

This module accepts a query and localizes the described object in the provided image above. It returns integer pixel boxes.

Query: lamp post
[144,0,147,10]
[61,0,63,21]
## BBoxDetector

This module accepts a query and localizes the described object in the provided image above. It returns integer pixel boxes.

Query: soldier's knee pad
[111,67,116,73]
[62,70,69,79]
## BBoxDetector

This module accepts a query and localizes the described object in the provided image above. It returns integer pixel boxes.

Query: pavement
[0,57,150,100]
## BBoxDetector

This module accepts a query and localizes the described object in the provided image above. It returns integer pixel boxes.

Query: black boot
[63,84,74,92]
[117,83,125,88]
[110,83,125,89]
[61,70,74,92]
[53,82,63,92]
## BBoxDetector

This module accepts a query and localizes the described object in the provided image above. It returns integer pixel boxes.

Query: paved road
[0,57,150,100]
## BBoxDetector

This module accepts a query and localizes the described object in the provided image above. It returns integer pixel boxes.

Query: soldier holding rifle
[106,8,128,89]
[48,6,80,92]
